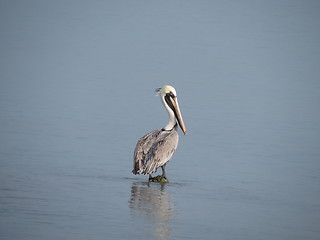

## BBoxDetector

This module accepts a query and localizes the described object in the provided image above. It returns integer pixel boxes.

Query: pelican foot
[149,175,169,183]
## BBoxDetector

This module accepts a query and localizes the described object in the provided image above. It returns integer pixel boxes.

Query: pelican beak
[174,99,187,135]
[165,94,187,134]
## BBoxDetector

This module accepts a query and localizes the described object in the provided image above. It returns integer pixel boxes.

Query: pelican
[132,85,187,182]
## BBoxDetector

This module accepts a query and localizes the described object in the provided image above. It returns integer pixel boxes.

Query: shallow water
[1,1,320,239]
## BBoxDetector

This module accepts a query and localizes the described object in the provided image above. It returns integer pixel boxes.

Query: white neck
[162,96,176,131]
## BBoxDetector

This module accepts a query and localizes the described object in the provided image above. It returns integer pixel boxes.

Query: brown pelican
[132,85,187,182]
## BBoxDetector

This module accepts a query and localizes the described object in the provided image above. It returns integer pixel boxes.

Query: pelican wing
[142,130,179,174]
[133,130,160,174]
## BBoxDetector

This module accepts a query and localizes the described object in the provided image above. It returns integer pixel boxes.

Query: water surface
[1,1,320,239]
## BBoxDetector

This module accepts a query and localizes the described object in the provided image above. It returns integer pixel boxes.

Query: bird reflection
[129,182,174,239]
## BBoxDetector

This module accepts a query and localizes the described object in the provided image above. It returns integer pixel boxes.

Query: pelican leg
[161,164,167,178]
[149,174,153,181]
[160,165,169,183]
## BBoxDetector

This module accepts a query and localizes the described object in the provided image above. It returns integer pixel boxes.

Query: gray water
[1,1,320,239]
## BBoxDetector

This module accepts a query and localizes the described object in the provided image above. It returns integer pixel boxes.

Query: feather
[133,128,179,175]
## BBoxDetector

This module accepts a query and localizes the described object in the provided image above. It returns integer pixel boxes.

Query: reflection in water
[129,182,174,239]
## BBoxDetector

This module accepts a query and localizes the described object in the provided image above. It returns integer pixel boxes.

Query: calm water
[1,1,320,239]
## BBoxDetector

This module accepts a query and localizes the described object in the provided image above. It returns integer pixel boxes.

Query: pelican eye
[168,91,176,98]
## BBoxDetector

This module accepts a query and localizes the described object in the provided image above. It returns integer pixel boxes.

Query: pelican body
[132,85,187,182]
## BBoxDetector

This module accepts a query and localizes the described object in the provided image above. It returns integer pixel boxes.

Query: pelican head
[156,85,187,134]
